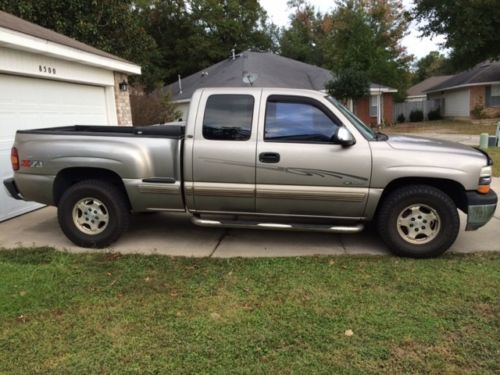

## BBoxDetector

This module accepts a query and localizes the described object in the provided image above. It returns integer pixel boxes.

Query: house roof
[407,75,452,97]
[0,10,139,72]
[426,61,500,93]
[165,50,396,101]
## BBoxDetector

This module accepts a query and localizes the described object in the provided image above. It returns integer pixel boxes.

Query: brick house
[165,50,396,126]
[425,61,500,119]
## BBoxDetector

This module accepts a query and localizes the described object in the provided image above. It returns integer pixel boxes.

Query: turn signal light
[11,147,19,171]
[477,185,491,194]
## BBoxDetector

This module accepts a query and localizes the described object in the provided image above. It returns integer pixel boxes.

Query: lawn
[0,248,498,374]
[488,147,500,177]
[384,120,498,135]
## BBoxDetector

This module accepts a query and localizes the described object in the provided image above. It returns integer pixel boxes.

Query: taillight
[11,147,19,171]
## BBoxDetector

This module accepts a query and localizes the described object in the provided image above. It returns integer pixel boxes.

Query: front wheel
[376,185,460,258]
[57,180,130,248]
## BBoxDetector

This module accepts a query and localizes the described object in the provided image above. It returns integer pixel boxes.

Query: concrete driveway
[1,178,499,257]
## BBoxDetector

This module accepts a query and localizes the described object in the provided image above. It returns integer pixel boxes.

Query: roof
[165,50,396,101]
[0,10,138,69]
[426,61,500,93]
[407,75,452,97]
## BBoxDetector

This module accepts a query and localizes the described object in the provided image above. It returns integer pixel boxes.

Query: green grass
[385,120,497,135]
[0,248,498,373]
[487,147,500,177]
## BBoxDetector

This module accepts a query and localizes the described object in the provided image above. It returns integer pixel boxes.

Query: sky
[261,0,447,60]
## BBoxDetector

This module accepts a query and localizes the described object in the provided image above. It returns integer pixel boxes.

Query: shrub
[130,86,181,126]
[397,113,405,123]
[471,104,486,119]
[427,108,442,121]
[409,109,424,122]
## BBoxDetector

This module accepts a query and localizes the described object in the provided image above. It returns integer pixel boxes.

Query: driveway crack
[209,229,228,257]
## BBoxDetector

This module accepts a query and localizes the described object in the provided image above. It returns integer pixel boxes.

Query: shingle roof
[426,61,500,93]
[165,50,396,101]
[407,75,452,97]
[0,10,132,64]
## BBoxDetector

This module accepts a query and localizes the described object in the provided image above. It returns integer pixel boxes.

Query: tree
[326,68,369,100]
[413,0,500,69]
[280,0,329,66]
[326,0,412,98]
[412,51,451,83]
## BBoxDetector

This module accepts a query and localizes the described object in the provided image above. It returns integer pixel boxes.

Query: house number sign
[39,65,57,75]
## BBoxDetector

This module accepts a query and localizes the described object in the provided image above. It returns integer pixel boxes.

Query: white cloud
[261,0,447,59]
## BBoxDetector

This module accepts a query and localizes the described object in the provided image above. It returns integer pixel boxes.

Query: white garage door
[0,74,109,221]
[444,89,470,117]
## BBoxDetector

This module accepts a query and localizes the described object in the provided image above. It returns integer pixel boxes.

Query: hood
[387,135,484,159]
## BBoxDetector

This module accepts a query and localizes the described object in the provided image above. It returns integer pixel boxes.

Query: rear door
[189,89,260,212]
[255,91,372,218]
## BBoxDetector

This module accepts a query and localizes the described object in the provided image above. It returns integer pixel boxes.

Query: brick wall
[469,85,500,118]
[354,94,394,126]
[113,72,133,126]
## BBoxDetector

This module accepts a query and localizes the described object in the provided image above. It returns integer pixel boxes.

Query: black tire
[376,185,460,258]
[57,180,130,248]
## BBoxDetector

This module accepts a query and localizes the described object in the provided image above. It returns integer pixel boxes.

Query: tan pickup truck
[4,88,497,257]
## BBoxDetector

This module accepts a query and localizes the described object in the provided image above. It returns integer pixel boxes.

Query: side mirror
[334,127,356,147]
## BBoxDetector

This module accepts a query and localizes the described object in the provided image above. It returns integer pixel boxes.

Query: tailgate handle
[259,152,280,163]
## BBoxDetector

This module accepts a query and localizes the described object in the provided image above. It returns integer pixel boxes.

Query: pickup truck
[4,88,497,258]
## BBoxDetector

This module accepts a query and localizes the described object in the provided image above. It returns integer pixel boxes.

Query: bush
[130,86,181,126]
[397,113,405,123]
[471,104,486,119]
[409,109,424,122]
[427,108,442,121]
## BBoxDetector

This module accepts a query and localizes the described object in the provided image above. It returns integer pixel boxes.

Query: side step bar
[191,216,364,234]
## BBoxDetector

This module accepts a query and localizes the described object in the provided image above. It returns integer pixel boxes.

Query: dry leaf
[144,277,151,282]
[210,312,221,320]
[344,329,354,337]
[19,291,27,296]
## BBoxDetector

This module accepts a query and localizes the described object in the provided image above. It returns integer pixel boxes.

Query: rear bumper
[3,177,23,200]
[465,190,497,231]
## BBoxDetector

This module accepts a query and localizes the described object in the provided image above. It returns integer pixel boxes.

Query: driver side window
[265,98,341,143]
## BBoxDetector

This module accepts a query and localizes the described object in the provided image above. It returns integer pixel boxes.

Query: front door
[256,93,372,218]
[190,91,259,212]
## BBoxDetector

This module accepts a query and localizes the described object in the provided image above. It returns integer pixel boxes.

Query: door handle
[259,152,280,163]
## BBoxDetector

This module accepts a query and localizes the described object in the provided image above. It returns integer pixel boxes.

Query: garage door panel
[0,74,109,221]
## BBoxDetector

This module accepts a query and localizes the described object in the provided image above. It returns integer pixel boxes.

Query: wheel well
[377,177,468,215]
[53,167,131,207]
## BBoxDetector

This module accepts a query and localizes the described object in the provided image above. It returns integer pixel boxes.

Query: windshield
[326,96,376,140]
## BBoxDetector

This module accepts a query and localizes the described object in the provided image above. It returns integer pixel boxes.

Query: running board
[191,216,364,234]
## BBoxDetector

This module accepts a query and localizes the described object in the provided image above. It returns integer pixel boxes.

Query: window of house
[264,98,341,143]
[486,85,500,108]
[202,95,254,141]
[369,95,378,117]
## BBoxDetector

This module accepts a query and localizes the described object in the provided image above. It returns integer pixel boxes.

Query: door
[256,93,372,218]
[190,91,259,212]
[0,74,109,221]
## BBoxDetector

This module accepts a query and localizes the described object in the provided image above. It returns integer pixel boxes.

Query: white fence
[393,100,441,122]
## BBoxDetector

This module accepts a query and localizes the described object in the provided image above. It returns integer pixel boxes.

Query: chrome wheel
[72,198,109,235]
[396,204,441,245]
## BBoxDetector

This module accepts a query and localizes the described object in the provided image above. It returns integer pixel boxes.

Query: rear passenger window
[203,95,254,141]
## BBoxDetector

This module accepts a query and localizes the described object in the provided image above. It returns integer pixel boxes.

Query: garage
[0,10,140,221]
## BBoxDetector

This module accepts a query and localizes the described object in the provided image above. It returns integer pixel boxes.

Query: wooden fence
[393,100,441,122]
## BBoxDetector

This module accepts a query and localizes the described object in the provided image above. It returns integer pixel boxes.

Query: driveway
[1,178,499,257]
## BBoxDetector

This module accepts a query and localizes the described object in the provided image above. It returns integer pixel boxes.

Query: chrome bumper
[465,190,497,231]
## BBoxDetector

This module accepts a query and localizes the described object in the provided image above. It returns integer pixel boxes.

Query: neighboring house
[0,10,141,221]
[406,75,452,102]
[165,50,396,126]
[425,61,500,119]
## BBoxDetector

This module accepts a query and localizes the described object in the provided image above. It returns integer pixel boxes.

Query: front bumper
[3,177,23,200]
[465,190,497,231]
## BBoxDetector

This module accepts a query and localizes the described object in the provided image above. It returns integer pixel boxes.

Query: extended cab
[4,88,497,257]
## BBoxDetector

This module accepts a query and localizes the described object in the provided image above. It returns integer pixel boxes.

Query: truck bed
[17,125,185,139]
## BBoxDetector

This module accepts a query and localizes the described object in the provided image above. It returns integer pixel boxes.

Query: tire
[376,185,460,258]
[57,180,130,248]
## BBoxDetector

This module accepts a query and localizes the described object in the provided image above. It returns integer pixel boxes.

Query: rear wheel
[58,180,130,248]
[377,185,460,258]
